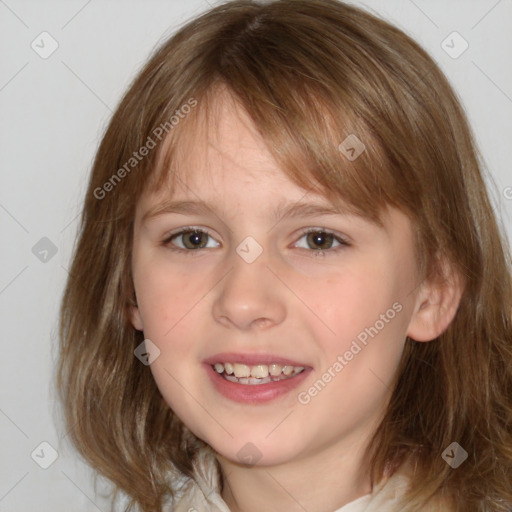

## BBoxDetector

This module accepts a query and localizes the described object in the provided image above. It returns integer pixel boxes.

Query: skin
[130,89,462,512]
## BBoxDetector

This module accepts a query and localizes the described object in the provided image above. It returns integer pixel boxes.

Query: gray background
[1,0,511,510]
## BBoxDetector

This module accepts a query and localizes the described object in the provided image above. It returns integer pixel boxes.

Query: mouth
[203,354,311,404]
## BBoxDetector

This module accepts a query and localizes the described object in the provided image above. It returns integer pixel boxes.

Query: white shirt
[167,446,416,512]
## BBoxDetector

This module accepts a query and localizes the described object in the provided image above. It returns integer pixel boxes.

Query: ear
[129,302,144,331]
[406,257,464,342]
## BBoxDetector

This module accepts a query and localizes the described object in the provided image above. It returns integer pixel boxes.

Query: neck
[217,433,374,512]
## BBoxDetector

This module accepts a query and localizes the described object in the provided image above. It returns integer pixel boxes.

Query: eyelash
[161,226,350,258]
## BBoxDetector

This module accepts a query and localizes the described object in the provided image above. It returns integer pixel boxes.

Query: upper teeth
[213,362,305,378]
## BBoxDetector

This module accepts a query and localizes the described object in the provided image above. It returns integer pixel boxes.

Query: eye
[294,228,349,257]
[163,227,219,251]
[162,227,349,257]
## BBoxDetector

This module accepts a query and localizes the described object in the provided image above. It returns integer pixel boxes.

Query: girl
[56,0,512,511]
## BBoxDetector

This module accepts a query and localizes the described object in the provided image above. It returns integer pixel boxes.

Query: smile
[204,355,311,404]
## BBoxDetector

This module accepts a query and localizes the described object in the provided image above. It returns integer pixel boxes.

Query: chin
[201,429,307,468]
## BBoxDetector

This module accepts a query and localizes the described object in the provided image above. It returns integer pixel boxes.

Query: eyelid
[299,227,351,244]
[161,225,218,245]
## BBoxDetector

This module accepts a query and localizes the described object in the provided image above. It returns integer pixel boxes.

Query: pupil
[186,231,205,249]
[309,232,332,250]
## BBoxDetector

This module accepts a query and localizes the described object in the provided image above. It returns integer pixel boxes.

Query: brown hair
[56,0,512,510]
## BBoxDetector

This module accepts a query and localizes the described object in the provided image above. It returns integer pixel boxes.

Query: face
[130,91,426,468]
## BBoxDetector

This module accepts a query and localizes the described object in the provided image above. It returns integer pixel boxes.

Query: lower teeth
[223,372,302,385]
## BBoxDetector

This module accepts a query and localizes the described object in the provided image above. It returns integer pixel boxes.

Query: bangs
[146,77,397,229]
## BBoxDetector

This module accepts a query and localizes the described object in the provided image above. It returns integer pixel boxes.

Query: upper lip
[203,352,309,367]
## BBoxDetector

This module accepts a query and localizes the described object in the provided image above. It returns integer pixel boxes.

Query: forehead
[175,88,282,187]
[139,85,388,230]
[141,90,307,204]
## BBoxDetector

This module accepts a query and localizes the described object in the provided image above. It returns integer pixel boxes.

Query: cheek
[133,258,203,338]
[309,256,411,384]
[298,274,408,432]
[133,260,207,397]
[136,273,204,423]
[318,262,401,334]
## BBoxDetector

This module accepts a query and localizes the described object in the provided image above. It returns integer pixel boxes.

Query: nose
[211,246,287,331]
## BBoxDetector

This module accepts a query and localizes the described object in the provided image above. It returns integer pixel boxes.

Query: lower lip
[204,364,311,404]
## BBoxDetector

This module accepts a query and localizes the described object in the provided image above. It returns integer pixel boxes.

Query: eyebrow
[141,199,350,224]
